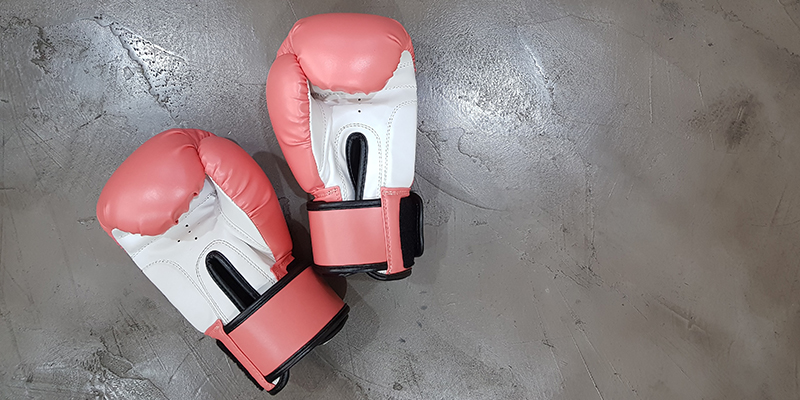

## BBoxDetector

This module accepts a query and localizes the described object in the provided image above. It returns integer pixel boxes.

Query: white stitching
[129,191,215,258]
[385,100,417,187]
[334,123,381,199]
[218,212,263,250]
[310,83,414,98]
[382,85,416,91]
[195,240,276,301]
[141,259,224,319]
[215,203,271,255]
[208,178,275,275]
[316,101,330,174]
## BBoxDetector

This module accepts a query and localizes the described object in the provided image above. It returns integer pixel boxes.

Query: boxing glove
[266,13,424,281]
[96,129,349,394]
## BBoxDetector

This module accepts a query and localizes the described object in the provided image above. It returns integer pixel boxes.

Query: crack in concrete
[703,3,800,58]
[89,15,192,118]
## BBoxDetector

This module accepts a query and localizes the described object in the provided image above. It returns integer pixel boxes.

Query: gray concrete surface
[2,0,800,398]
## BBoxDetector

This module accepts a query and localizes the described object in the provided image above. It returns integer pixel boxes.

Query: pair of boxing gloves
[96,14,423,394]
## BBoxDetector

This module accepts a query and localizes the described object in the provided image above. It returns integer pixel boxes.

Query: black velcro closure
[399,192,424,268]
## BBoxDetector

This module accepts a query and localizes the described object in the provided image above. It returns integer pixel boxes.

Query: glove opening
[206,250,260,311]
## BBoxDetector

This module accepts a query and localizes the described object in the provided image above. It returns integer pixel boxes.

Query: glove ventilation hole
[345,133,368,201]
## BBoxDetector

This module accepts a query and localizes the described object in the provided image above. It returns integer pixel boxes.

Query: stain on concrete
[371,324,529,399]
[689,88,764,151]
[31,28,55,72]
[415,14,551,130]
[657,1,684,23]
[1,17,54,73]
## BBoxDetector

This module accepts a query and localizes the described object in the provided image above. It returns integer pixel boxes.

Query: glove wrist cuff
[308,189,423,280]
[206,261,349,394]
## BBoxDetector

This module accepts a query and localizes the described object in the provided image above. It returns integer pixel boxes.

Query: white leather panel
[309,50,417,200]
[113,178,277,332]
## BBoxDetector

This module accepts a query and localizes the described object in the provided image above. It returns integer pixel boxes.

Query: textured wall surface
[2,0,800,399]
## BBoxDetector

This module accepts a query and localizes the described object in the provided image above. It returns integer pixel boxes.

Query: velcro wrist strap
[308,189,423,277]
[205,262,348,394]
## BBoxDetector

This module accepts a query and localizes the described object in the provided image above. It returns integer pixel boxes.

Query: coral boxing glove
[96,129,349,394]
[266,13,424,281]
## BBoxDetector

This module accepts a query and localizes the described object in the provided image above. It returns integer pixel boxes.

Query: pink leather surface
[197,136,293,277]
[275,13,414,94]
[266,13,414,201]
[307,188,412,270]
[266,54,329,199]
[228,268,345,375]
[205,320,274,391]
[97,129,212,237]
[97,129,293,277]
[380,188,410,274]
[308,206,386,266]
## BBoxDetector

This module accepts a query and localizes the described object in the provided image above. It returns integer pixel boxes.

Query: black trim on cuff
[216,284,349,395]
[224,259,306,333]
[267,370,290,395]
[314,263,386,277]
[215,340,291,394]
[215,339,264,391]
[309,191,423,281]
[315,263,413,281]
[264,304,349,383]
[307,198,381,211]
[367,268,413,281]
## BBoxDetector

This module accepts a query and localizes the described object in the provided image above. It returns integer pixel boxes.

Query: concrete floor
[2,0,800,398]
